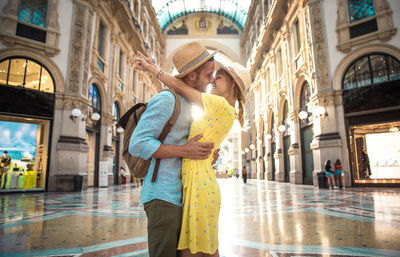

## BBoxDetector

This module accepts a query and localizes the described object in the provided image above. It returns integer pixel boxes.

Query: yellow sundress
[177,93,236,254]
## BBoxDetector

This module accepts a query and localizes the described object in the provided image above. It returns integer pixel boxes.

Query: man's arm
[152,134,213,159]
[129,91,213,160]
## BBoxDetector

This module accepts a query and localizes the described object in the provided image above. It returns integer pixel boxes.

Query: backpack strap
[151,90,181,182]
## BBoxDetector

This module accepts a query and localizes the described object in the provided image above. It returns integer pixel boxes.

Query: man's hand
[183,134,214,160]
[211,149,220,166]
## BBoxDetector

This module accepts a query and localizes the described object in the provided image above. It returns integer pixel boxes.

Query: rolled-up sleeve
[128,91,175,160]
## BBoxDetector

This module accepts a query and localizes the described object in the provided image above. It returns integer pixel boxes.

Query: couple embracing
[128,41,251,257]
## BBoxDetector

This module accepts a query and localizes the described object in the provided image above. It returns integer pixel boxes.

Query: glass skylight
[151,0,251,31]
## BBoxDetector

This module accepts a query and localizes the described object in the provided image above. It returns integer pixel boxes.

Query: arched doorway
[282,101,291,182]
[0,57,55,192]
[112,101,121,185]
[299,82,314,185]
[86,83,101,187]
[342,53,400,184]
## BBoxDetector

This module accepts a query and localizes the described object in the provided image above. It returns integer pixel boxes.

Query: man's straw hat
[216,61,251,103]
[173,41,217,78]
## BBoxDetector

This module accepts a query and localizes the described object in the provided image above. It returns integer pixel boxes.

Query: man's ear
[186,71,197,82]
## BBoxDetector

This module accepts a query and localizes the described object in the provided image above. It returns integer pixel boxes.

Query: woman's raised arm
[130,52,203,106]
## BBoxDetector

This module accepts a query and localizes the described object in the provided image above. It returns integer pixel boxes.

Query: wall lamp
[266,133,272,140]
[91,112,101,121]
[245,148,250,153]
[316,106,328,118]
[278,124,286,132]
[116,126,124,133]
[298,110,308,120]
[250,144,255,150]
[70,108,81,123]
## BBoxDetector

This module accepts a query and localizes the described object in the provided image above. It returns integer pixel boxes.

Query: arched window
[300,83,311,110]
[300,82,312,125]
[283,101,289,126]
[0,57,54,93]
[88,84,101,111]
[343,54,400,90]
[112,102,120,122]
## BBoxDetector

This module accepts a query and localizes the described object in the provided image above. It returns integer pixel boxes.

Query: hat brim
[175,50,218,79]
[215,62,247,103]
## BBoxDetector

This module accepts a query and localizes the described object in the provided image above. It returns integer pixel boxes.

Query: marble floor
[1,179,400,257]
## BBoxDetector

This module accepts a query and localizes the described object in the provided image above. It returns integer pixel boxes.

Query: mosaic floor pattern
[1,179,400,257]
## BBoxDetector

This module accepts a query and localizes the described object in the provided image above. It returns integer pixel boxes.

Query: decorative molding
[336,0,397,53]
[0,0,61,56]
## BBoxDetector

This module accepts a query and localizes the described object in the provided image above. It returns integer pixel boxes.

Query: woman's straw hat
[216,61,251,103]
[173,41,217,78]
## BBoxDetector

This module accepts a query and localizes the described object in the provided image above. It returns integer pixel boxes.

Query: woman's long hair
[334,159,341,166]
[218,69,245,127]
[324,160,331,171]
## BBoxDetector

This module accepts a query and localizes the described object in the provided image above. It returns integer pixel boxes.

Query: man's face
[192,61,215,92]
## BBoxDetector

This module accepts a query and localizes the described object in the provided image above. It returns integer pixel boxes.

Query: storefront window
[349,121,400,181]
[343,54,400,90]
[0,117,50,191]
[0,58,54,93]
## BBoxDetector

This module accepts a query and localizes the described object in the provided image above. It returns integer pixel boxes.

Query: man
[1,151,11,189]
[242,165,248,184]
[129,41,217,257]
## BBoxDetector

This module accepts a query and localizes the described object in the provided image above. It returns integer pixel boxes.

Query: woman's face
[212,69,233,97]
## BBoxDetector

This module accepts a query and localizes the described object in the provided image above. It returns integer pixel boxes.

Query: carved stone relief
[82,11,94,97]
[309,1,330,91]
[67,2,87,94]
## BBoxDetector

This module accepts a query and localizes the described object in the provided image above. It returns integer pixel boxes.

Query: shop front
[342,53,400,185]
[0,57,54,192]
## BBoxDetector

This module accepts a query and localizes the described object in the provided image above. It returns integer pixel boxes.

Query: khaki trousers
[144,199,182,257]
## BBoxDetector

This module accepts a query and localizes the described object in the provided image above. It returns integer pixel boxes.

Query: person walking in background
[361,150,371,178]
[334,159,344,189]
[242,165,248,184]
[325,160,336,189]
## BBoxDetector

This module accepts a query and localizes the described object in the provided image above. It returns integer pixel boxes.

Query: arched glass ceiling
[151,0,251,31]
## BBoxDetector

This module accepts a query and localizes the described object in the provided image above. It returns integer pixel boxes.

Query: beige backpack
[118,90,181,182]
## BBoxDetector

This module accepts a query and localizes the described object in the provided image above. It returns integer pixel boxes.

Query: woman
[325,160,335,189]
[334,159,344,189]
[131,52,250,256]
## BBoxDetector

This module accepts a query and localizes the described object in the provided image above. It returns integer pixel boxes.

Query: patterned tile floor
[1,179,400,257]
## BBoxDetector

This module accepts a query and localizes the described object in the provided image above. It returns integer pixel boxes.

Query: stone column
[289,112,303,184]
[100,114,115,187]
[274,122,285,182]
[307,0,343,186]
[49,2,92,191]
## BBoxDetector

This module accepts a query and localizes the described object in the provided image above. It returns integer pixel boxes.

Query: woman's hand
[129,51,158,73]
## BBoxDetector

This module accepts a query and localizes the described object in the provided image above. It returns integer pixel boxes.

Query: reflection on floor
[1,179,400,257]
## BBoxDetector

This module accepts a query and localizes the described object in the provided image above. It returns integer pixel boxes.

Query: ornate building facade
[240,0,400,186]
[0,0,164,192]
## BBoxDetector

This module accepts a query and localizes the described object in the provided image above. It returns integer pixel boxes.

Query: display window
[0,116,50,192]
[349,121,400,183]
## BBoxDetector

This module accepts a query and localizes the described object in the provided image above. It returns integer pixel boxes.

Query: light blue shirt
[128,91,192,207]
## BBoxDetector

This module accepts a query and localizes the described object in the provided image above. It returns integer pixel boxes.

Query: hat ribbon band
[179,50,211,73]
